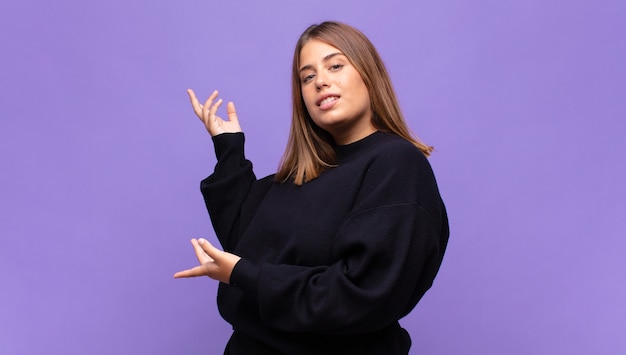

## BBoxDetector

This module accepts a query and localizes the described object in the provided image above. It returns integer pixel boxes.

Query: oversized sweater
[201,131,449,354]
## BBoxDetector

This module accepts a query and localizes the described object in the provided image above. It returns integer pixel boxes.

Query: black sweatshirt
[201,131,449,354]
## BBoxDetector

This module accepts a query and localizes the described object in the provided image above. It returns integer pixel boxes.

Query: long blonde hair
[276,21,433,185]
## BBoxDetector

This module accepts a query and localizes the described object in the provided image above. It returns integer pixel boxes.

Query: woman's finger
[209,98,223,124]
[191,238,213,264]
[187,89,203,117]
[173,265,207,278]
[202,90,219,114]
[227,102,239,125]
[198,238,222,262]
[201,90,219,126]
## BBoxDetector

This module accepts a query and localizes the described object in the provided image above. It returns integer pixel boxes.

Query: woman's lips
[318,95,339,110]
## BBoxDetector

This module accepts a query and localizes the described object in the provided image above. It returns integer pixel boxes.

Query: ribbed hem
[212,132,245,160]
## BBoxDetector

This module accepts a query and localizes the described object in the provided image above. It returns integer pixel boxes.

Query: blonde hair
[276,21,433,185]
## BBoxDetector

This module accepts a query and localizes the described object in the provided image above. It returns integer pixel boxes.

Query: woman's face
[299,39,375,145]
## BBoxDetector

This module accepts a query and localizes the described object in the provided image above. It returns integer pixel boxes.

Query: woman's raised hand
[187,89,242,136]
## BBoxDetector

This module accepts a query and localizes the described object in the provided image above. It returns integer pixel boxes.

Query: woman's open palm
[173,238,241,284]
[187,89,242,136]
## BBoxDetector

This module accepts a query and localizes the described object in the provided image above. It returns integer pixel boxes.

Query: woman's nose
[315,72,330,90]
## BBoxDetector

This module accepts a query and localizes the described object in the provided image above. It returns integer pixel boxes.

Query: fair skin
[299,39,376,145]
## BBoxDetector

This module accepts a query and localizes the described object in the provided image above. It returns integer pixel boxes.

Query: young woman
[175,21,449,354]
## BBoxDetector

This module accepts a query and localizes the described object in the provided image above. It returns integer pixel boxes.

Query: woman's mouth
[318,96,339,110]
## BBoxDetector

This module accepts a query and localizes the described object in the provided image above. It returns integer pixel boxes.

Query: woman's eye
[303,74,315,83]
[330,64,344,71]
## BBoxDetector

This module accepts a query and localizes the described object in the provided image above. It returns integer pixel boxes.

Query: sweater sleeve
[200,132,256,251]
[229,146,449,334]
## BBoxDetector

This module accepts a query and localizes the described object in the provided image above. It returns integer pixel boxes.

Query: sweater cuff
[212,132,245,161]
[229,258,260,296]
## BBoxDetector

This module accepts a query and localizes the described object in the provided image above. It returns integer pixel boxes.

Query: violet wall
[1,1,624,354]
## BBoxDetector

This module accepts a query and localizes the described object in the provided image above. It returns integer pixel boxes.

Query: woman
[175,21,449,354]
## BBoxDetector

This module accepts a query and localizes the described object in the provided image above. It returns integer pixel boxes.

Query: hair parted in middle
[276,21,433,185]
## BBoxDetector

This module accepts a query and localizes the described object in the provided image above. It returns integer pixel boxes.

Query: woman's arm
[174,90,253,282]
[186,88,256,248]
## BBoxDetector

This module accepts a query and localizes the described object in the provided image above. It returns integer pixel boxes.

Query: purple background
[1,1,625,354]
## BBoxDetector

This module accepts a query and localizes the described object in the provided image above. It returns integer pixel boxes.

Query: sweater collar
[335,131,385,162]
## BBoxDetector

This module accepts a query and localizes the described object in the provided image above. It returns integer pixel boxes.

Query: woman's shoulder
[354,132,442,210]
[370,132,429,165]
[254,174,276,187]
[363,133,439,191]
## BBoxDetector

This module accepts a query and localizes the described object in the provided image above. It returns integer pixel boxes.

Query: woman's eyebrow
[299,52,344,73]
